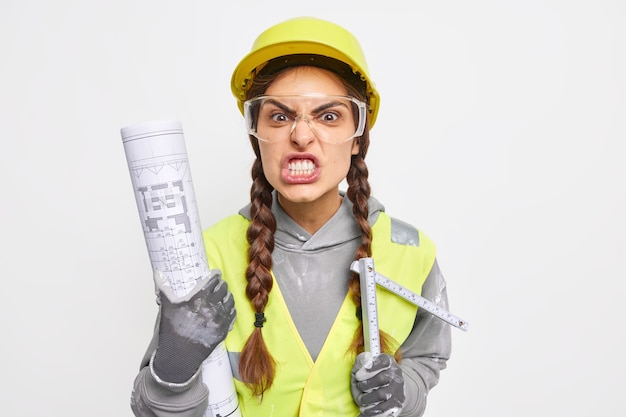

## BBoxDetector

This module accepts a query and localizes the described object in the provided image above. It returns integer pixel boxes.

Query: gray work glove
[351,352,405,417]
[152,269,236,383]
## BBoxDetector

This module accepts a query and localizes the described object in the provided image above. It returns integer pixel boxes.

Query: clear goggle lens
[243,94,367,144]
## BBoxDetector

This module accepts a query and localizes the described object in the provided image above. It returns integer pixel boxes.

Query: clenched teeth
[289,159,315,176]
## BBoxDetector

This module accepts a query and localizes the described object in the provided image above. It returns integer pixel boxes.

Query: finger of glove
[356,373,405,405]
[159,295,234,352]
[354,353,393,382]
[158,272,235,349]
[154,269,222,304]
[198,276,236,330]
[196,273,230,304]
[219,291,237,332]
[188,283,235,329]
[360,401,403,417]
[356,366,403,393]
[190,269,227,301]
[352,352,374,374]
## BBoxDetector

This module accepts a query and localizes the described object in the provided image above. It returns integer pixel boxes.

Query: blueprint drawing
[122,121,210,297]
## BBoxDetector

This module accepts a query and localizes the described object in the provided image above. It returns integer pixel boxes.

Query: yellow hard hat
[231,16,380,128]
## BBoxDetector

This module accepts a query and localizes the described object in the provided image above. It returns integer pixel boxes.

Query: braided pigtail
[239,150,277,397]
[346,132,402,362]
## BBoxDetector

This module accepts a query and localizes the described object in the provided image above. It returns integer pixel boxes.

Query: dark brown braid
[239,144,277,397]
[346,129,402,362]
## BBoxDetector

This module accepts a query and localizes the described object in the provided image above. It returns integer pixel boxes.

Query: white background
[1,0,624,415]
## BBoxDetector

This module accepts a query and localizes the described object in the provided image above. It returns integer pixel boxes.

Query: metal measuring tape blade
[351,257,470,354]
[355,257,382,357]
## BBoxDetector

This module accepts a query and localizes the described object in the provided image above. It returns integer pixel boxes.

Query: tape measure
[354,257,382,356]
[351,258,469,356]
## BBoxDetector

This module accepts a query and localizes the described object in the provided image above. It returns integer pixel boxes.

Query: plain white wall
[1,0,624,415]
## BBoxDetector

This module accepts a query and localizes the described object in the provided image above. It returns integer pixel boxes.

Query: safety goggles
[243,94,367,144]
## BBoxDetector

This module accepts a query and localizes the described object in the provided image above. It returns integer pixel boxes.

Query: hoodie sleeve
[398,260,452,417]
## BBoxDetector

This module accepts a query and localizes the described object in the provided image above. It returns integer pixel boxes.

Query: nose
[289,115,316,147]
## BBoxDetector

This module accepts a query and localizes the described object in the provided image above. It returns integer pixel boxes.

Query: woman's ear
[351,138,360,155]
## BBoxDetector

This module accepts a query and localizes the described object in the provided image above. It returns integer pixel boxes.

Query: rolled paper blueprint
[121,120,241,417]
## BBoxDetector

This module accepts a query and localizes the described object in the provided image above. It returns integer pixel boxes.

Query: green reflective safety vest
[203,211,436,417]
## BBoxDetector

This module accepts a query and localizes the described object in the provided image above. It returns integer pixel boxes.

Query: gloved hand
[152,269,236,383]
[351,352,405,417]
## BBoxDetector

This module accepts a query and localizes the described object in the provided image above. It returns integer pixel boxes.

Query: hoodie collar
[238,191,384,251]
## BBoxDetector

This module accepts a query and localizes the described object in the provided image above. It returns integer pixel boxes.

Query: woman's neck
[277,191,343,234]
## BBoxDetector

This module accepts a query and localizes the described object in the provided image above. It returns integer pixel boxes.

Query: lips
[282,153,321,184]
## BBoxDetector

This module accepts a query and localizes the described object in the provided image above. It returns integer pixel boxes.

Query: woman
[131,16,452,417]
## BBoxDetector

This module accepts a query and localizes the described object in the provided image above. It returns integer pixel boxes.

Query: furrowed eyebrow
[262,99,294,114]
[310,100,349,115]
[261,97,349,115]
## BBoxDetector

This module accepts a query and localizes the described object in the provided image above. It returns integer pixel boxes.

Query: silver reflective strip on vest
[390,217,420,247]
[228,351,241,380]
